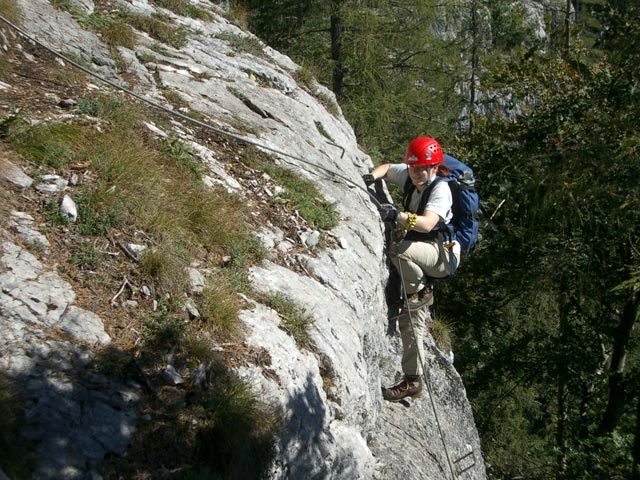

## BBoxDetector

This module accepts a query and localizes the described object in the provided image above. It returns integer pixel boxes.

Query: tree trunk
[633,392,640,480]
[556,291,570,478]
[330,0,344,99]
[565,0,572,50]
[468,0,478,135]
[599,291,639,434]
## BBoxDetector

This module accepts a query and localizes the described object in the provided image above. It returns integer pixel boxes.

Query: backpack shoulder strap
[402,176,414,211]
[403,177,443,214]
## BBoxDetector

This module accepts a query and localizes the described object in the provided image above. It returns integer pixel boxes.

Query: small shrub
[136,51,157,64]
[227,86,248,103]
[143,309,188,347]
[315,91,339,116]
[314,120,334,142]
[292,67,339,116]
[227,3,250,30]
[265,292,315,350]
[429,316,453,353]
[150,43,173,56]
[293,66,315,90]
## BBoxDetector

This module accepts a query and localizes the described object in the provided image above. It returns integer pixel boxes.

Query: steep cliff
[0,1,486,478]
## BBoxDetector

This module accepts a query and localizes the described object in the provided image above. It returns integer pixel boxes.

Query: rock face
[0,0,487,478]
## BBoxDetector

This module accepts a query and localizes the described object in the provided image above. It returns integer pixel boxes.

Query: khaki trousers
[390,240,459,376]
[398,306,429,376]
[389,239,458,295]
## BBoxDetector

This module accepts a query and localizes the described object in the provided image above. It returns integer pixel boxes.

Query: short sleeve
[385,164,409,186]
[423,180,453,223]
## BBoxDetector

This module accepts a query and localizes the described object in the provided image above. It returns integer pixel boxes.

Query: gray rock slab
[0,156,33,189]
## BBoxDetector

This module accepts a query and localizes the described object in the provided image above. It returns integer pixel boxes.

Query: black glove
[378,204,398,224]
[362,173,375,187]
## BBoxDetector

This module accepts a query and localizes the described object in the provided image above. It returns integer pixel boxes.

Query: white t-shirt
[386,164,453,224]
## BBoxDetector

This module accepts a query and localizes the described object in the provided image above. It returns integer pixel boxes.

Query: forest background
[230,1,640,479]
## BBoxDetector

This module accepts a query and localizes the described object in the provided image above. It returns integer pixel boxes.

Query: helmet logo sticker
[407,154,418,163]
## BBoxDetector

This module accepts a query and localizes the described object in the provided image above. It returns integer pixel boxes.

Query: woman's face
[408,164,436,187]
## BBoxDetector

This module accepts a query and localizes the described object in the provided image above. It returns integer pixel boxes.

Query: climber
[362,136,460,402]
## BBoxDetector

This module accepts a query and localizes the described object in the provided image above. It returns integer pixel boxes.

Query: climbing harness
[0,14,384,211]
[396,265,477,479]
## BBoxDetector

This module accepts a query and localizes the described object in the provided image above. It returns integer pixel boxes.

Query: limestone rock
[59,194,77,222]
[7,0,488,478]
[0,156,33,189]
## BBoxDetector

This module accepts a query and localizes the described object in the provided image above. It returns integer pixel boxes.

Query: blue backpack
[402,153,480,256]
[442,153,480,256]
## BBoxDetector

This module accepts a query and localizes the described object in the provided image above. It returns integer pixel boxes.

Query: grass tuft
[161,137,203,178]
[197,281,243,339]
[152,0,213,21]
[243,154,339,230]
[8,121,90,169]
[190,376,279,478]
[140,238,191,296]
[430,316,453,353]
[127,11,189,49]
[0,0,21,25]
[216,32,264,57]
[264,292,315,350]
[79,11,136,49]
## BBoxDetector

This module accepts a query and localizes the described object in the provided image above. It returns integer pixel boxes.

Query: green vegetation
[264,292,315,350]
[161,137,203,178]
[0,84,281,477]
[197,281,244,339]
[242,153,339,230]
[314,120,333,142]
[188,377,279,478]
[69,241,104,268]
[78,8,189,49]
[270,166,339,230]
[0,0,21,25]
[9,121,89,169]
[216,31,264,57]
[235,1,640,478]
[79,11,136,48]
[127,11,189,49]
[152,0,213,21]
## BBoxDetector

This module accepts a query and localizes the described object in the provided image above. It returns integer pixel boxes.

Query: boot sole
[383,390,424,402]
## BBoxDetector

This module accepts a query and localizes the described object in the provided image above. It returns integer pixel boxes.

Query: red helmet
[404,137,444,167]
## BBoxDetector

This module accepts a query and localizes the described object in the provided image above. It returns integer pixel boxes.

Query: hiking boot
[382,376,423,402]
[406,289,430,311]
[419,284,434,306]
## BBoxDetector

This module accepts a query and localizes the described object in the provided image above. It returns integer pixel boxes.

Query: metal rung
[453,449,476,475]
